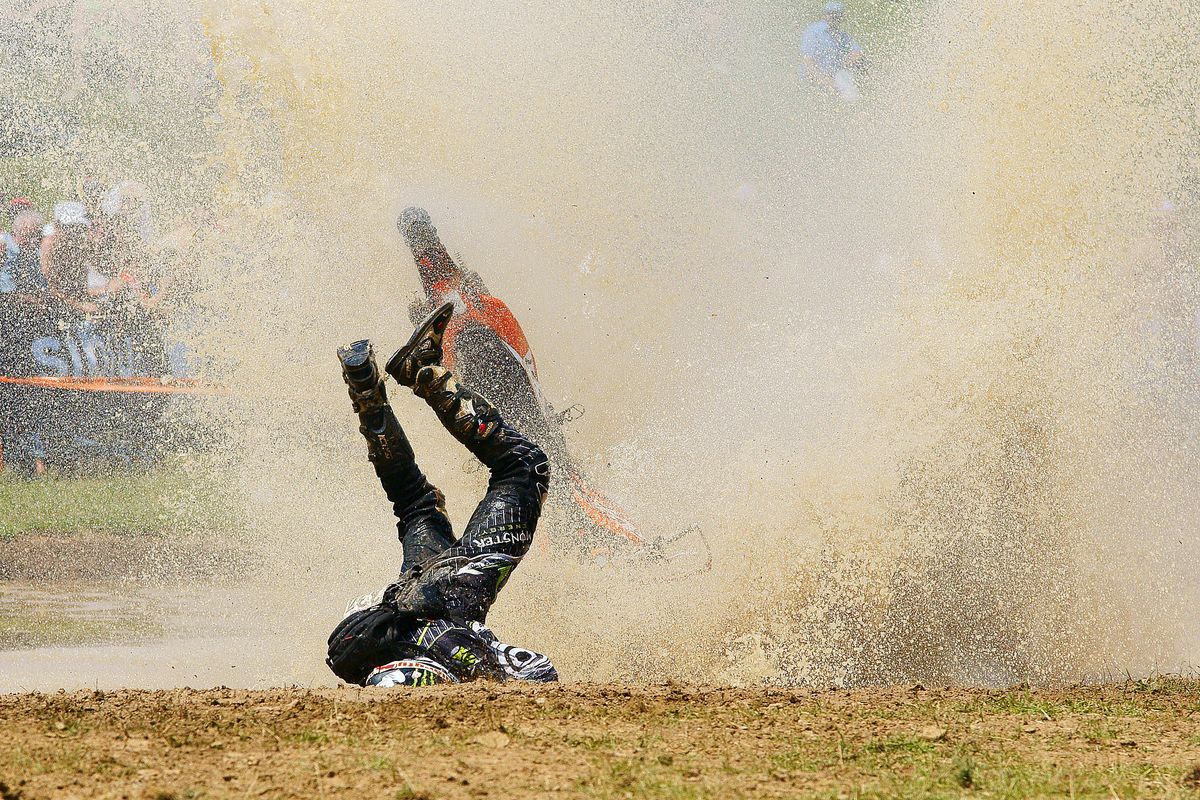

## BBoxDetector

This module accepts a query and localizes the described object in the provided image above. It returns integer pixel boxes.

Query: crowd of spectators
[0,180,178,335]
[0,179,203,477]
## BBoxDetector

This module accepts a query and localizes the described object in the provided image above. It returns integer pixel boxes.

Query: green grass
[0,463,239,539]
[579,757,707,800]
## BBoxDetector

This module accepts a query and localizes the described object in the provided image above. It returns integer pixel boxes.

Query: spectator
[0,201,48,477]
[141,209,215,321]
[102,181,156,247]
[98,180,159,308]
[801,1,866,103]
[2,209,48,300]
[0,239,14,297]
[40,201,99,316]
[0,197,33,231]
[1,208,50,355]
[75,180,120,298]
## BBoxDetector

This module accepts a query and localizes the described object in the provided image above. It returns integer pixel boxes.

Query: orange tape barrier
[0,375,230,396]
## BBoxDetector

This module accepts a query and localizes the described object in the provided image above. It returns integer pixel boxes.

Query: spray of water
[2,0,1197,687]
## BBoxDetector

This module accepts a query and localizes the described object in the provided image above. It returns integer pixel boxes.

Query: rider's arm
[844,36,865,69]
[38,229,56,284]
[424,624,509,682]
[469,622,559,683]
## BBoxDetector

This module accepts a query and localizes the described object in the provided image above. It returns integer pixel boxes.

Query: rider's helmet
[365,658,456,687]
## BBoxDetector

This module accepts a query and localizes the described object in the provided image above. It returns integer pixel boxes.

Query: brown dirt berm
[0,680,1198,799]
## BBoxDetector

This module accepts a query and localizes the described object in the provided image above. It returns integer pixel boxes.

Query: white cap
[53,201,89,227]
[102,180,149,216]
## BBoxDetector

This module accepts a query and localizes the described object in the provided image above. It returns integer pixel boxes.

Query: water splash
[2,0,1197,687]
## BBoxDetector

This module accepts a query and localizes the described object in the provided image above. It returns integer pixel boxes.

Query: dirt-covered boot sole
[338,339,378,392]
[385,301,455,386]
[338,339,392,415]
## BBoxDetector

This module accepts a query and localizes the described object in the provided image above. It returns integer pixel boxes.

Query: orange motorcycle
[396,207,709,577]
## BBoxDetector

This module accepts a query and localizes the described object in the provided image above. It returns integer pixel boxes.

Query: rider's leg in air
[386,303,550,621]
[338,339,455,570]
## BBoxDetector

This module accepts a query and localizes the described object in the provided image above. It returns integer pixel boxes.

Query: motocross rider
[326,302,557,687]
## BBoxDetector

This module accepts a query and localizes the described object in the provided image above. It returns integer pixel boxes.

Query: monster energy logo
[494,564,514,592]
[409,669,439,686]
[451,646,480,667]
[473,528,532,548]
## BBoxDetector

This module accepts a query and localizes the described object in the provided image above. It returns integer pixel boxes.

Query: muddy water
[0,583,329,691]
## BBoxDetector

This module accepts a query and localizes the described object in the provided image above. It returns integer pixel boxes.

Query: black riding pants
[377,421,549,623]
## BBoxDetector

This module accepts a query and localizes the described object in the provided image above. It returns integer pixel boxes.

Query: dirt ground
[0,680,1196,800]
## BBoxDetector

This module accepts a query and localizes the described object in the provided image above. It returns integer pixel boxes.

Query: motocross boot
[410,365,505,462]
[388,301,548,485]
[339,339,455,568]
[384,301,454,387]
[339,339,416,469]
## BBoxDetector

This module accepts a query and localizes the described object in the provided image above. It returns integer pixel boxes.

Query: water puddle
[0,582,332,691]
